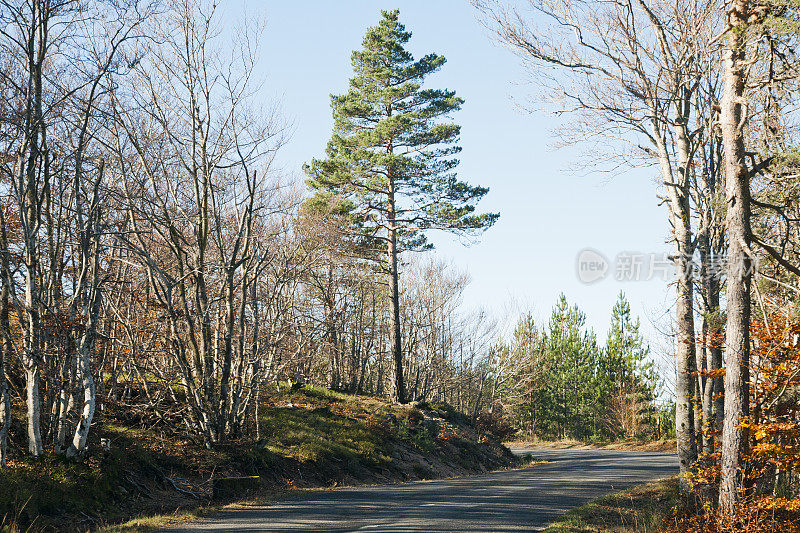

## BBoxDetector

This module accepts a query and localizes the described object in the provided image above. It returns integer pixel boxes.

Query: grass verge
[543,476,680,533]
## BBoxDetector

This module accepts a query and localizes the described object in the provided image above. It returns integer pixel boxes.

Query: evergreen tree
[598,292,658,438]
[501,294,662,441]
[506,314,547,436]
[305,10,497,402]
[544,294,599,440]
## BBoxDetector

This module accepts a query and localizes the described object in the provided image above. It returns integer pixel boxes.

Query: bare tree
[0,198,10,467]
[474,0,723,478]
[110,0,287,445]
[691,72,726,457]
[0,0,61,456]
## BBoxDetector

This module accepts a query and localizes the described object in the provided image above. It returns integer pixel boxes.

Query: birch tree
[110,0,288,445]
[0,0,62,456]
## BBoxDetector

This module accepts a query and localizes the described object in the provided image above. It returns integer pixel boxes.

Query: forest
[0,0,799,531]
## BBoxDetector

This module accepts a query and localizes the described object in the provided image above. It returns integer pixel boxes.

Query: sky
[225,1,678,383]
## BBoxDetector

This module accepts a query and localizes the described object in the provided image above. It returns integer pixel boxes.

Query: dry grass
[96,509,213,533]
[543,476,680,532]
[507,440,676,453]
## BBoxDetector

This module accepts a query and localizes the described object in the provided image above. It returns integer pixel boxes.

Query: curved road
[162,447,677,532]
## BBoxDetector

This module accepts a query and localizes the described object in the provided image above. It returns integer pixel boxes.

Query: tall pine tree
[305,10,497,403]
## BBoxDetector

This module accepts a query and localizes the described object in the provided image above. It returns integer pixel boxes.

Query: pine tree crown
[304,9,498,254]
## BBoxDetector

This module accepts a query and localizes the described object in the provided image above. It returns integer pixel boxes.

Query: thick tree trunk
[719,0,752,512]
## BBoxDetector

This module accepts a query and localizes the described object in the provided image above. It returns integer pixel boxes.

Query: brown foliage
[475,408,516,441]
[675,313,800,531]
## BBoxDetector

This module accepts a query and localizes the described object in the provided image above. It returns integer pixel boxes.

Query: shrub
[365,414,396,439]
[426,401,467,424]
[397,407,424,427]
[397,417,437,453]
[475,409,516,441]
[672,314,800,532]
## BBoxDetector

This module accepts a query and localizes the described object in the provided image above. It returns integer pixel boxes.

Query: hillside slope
[0,386,515,532]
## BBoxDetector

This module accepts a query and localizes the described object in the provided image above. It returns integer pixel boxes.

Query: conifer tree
[604,293,655,391]
[507,314,547,435]
[306,10,497,403]
[544,294,598,440]
[598,292,658,438]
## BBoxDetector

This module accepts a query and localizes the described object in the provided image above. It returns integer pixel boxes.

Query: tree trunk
[719,0,752,512]
[0,364,7,468]
[663,110,698,478]
[54,345,75,452]
[67,215,102,457]
[67,340,96,457]
[18,0,49,458]
[387,177,405,404]
[0,211,10,468]
[699,232,717,454]
[675,258,698,477]
[651,85,699,480]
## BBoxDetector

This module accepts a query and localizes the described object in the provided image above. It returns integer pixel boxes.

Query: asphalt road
[162,447,677,533]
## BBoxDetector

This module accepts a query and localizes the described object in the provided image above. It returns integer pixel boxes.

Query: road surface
[162,447,677,532]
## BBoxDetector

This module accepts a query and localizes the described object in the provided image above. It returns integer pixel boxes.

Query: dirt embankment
[1,386,516,532]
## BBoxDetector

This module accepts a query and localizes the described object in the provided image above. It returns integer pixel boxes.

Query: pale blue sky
[230,1,676,375]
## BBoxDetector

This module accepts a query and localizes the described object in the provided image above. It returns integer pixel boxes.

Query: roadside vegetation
[507,439,677,453]
[0,385,515,531]
[476,0,800,529]
[487,293,673,444]
[546,463,800,533]
[543,477,681,533]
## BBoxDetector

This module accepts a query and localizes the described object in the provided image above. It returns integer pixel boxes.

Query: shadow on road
[162,448,677,532]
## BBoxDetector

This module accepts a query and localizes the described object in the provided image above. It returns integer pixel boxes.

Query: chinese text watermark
[576,249,757,284]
